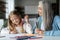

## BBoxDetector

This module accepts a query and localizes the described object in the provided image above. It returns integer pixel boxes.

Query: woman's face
[10,15,20,25]
[38,6,43,16]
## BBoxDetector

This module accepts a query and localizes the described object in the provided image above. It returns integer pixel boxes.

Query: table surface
[0,34,60,40]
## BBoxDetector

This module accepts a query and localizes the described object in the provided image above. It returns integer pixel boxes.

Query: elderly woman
[34,1,53,36]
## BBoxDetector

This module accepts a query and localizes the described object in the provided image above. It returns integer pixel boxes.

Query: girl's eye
[14,17,18,19]
[11,18,15,21]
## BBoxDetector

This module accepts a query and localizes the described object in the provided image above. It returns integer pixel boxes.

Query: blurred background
[0,0,59,31]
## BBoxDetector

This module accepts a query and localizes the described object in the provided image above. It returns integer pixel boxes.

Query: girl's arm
[23,24,33,34]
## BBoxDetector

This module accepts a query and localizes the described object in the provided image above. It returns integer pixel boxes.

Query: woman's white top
[23,23,33,34]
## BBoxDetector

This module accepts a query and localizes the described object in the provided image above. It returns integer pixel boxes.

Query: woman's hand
[38,30,44,36]
[35,28,44,36]
[35,28,40,34]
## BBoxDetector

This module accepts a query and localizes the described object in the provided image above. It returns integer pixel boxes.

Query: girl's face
[10,15,20,25]
[38,6,43,16]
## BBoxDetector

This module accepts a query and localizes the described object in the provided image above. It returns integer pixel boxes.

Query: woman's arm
[35,29,44,36]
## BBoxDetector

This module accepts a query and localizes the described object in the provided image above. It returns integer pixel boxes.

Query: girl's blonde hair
[8,10,24,33]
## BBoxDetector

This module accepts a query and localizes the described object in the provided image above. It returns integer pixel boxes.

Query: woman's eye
[38,7,42,10]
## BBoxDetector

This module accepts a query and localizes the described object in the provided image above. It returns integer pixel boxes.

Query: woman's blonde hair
[8,10,24,33]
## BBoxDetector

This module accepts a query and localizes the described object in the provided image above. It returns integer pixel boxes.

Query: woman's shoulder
[54,15,60,19]
[54,15,60,20]
[53,15,60,23]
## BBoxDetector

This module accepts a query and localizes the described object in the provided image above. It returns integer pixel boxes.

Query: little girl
[23,15,33,34]
[8,10,25,34]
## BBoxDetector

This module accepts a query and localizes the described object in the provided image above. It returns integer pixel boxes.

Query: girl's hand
[10,31,17,34]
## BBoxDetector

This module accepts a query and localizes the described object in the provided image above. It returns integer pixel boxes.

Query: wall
[59,0,60,15]
[15,0,56,14]
[6,0,14,19]
[15,0,56,6]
